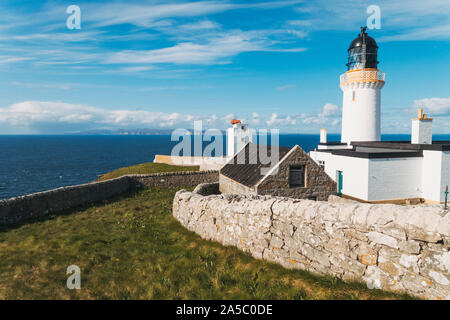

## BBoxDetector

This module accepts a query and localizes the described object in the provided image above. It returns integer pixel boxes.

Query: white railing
[340,70,385,85]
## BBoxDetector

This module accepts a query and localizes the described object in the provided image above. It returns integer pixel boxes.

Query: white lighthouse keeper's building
[310,28,450,204]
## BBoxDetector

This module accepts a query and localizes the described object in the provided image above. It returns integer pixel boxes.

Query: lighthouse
[226,119,252,156]
[309,27,449,205]
[340,27,385,144]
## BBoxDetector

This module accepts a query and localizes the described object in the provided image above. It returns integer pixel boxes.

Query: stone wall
[193,182,220,196]
[0,171,218,226]
[173,189,450,300]
[0,176,130,225]
[154,155,229,171]
[219,174,256,195]
[130,171,218,189]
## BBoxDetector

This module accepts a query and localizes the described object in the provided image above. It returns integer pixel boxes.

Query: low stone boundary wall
[0,171,218,225]
[193,182,220,196]
[154,155,229,171]
[173,190,450,300]
[0,177,130,225]
[130,171,218,189]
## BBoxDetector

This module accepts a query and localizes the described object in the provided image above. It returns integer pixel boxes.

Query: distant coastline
[71,128,175,135]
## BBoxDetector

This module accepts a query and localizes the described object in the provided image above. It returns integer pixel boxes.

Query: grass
[0,187,413,300]
[97,162,199,181]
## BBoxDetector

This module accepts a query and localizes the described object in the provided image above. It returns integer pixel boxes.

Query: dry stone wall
[173,189,450,300]
[0,171,218,225]
[131,171,218,189]
[219,174,256,195]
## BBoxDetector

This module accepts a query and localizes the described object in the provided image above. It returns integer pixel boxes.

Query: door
[336,170,343,196]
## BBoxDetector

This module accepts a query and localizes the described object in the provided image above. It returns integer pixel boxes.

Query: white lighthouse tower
[340,27,385,144]
[227,119,252,157]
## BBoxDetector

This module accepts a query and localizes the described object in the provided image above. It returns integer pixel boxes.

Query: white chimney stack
[411,108,433,144]
[320,128,327,144]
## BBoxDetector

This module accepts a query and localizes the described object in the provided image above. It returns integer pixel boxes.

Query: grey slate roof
[220,143,292,187]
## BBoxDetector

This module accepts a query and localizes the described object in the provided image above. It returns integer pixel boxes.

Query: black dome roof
[348,27,378,51]
[346,27,379,71]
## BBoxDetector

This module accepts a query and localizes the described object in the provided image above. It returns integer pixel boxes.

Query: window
[352,91,356,102]
[289,165,305,187]
[318,160,325,169]
[336,170,343,195]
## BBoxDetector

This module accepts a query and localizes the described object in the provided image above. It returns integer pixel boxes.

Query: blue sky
[0,0,449,134]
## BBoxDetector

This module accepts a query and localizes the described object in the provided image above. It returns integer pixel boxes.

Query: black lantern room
[346,27,379,71]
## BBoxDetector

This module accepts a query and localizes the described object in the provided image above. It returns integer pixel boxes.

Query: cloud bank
[0,100,342,133]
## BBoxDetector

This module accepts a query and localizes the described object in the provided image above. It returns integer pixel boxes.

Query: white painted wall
[317,144,353,150]
[311,149,448,202]
[341,81,383,144]
[310,151,369,200]
[411,120,432,144]
[227,124,252,156]
[421,150,442,202]
[440,151,450,202]
[368,157,422,201]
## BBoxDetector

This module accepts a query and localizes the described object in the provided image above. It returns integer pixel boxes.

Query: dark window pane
[289,165,305,187]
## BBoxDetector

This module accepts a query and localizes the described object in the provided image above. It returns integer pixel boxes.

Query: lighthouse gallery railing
[340,69,385,86]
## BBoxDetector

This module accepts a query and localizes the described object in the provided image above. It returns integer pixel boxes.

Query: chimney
[320,128,327,144]
[411,108,433,144]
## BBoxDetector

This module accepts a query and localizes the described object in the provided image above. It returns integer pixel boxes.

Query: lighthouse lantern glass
[346,28,379,71]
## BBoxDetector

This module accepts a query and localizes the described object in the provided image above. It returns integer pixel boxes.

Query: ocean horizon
[1,133,449,200]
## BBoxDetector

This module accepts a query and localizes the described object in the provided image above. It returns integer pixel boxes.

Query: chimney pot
[320,128,327,144]
[418,108,423,119]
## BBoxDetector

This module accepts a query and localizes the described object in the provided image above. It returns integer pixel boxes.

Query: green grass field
[0,185,413,300]
[97,162,199,181]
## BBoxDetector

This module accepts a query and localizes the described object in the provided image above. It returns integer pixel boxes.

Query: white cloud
[179,20,221,30]
[0,101,183,127]
[115,66,156,73]
[287,20,313,27]
[0,1,307,68]
[413,98,450,116]
[276,84,297,91]
[0,56,33,64]
[4,31,104,42]
[107,34,261,65]
[266,113,297,126]
[303,103,341,125]
[10,81,71,90]
[107,32,305,65]
[0,101,249,130]
[84,1,303,28]
[319,103,340,117]
[285,30,309,38]
[293,0,450,41]
[0,100,345,133]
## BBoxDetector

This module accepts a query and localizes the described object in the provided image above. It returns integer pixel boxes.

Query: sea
[1,134,449,200]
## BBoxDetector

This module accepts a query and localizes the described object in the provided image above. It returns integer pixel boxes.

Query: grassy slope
[97,162,199,181]
[0,187,412,300]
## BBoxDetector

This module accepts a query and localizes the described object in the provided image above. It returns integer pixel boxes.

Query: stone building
[219,143,336,200]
